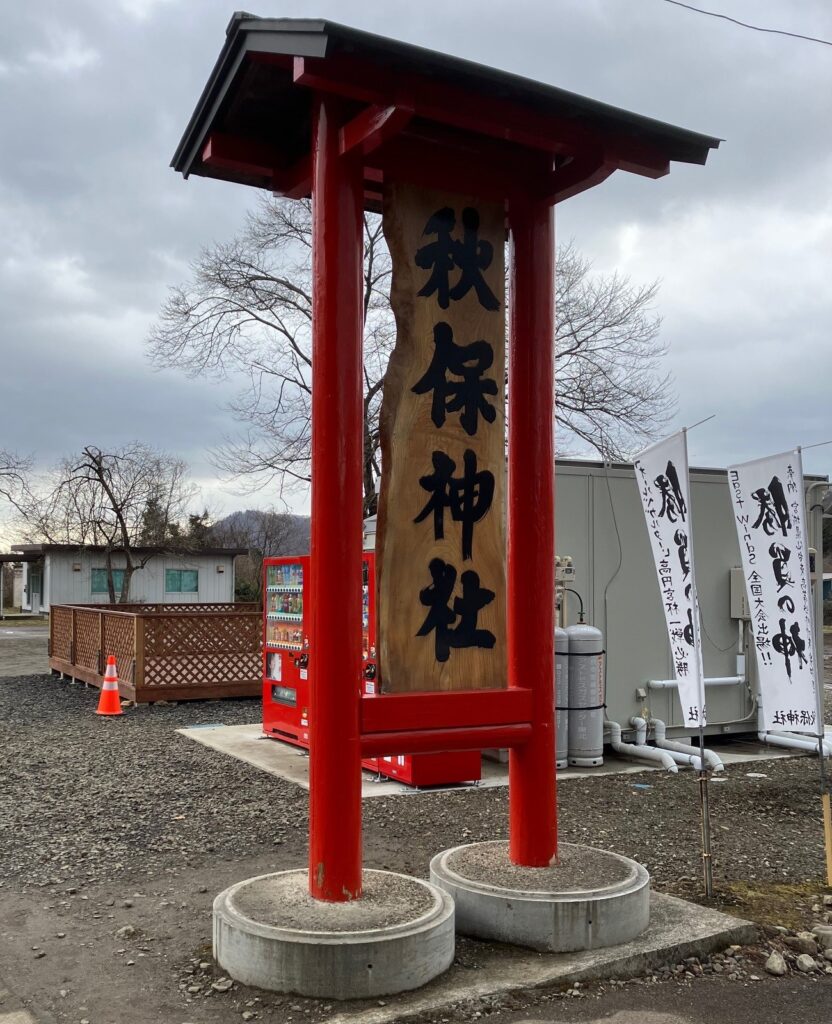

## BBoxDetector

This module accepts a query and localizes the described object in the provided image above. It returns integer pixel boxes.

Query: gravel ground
[1,671,830,918]
[1,669,830,1024]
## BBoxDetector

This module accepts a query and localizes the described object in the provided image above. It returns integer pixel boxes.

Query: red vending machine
[263,553,481,786]
[263,556,310,746]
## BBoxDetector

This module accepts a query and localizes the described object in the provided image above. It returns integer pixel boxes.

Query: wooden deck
[48,603,261,703]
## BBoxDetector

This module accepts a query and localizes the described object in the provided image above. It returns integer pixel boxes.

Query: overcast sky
[1,0,831,538]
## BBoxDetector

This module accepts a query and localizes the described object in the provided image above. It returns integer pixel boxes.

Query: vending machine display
[262,553,481,786]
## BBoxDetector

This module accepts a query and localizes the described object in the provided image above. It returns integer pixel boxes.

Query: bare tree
[2,443,197,603]
[0,449,32,495]
[149,196,669,512]
[554,242,670,457]
[149,197,392,517]
[210,509,309,601]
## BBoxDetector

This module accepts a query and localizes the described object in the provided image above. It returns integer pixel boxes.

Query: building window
[91,568,126,595]
[165,569,199,594]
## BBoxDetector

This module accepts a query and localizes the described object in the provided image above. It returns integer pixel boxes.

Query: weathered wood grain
[377,182,506,693]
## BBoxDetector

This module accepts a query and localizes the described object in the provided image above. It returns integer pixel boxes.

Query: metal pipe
[507,191,557,866]
[630,716,648,745]
[307,95,365,902]
[606,719,678,773]
[647,675,743,690]
[759,731,832,757]
[650,717,725,772]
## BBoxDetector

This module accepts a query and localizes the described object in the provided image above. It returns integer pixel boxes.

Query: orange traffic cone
[96,655,124,716]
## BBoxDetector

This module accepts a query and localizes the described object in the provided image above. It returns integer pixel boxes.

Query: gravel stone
[784,934,817,955]
[795,953,816,973]
[1,668,830,921]
[446,840,633,891]
[764,951,787,976]
[231,869,435,932]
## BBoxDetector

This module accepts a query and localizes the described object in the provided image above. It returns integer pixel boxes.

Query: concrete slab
[326,892,756,1024]
[0,629,49,678]
[177,723,804,797]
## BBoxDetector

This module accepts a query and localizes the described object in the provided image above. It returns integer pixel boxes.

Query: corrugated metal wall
[43,552,236,608]
[555,461,825,737]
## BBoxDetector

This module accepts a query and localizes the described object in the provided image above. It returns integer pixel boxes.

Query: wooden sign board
[377,182,506,693]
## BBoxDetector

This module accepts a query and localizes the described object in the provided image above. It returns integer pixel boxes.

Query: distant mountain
[209,509,310,557]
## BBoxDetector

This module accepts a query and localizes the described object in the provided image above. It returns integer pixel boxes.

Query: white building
[2,544,246,613]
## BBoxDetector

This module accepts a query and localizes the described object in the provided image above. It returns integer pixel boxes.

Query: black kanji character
[415,207,499,311]
[674,528,690,579]
[411,321,498,436]
[451,569,496,653]
[416,558,458,663]
[416,558,496,663]
[772,617,808,681]
[768,542,793,592]
[414,449,495,560]
[655,460,687,523]
[752,476,791,536]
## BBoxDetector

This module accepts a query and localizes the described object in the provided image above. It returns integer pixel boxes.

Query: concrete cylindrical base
[213,869,454,999]
[430,840,649,953]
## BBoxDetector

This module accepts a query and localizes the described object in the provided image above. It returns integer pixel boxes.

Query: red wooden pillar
[507,194,557,866]
[308,95,365,901]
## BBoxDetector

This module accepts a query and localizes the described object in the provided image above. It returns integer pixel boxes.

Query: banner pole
[683,427,713,898]
[800,450,832,886]
[697,721,714,897]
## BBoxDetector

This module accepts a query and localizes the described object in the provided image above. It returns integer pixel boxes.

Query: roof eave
[171,15,720,183]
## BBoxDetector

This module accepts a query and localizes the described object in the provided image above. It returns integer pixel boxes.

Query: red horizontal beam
[361,687,533,734]
[339,104,413,158]
[293,56,594,157]
[202,132,280,178]
[202,132,312,198]
[291,55,665,182]
[271,155,311,199]
[374,133,551,205]
[360,723,532,758]
[548,150,617,204]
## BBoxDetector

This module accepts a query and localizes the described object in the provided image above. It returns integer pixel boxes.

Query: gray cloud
[1,0,830,532]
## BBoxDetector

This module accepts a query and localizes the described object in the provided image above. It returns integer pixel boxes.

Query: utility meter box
[729,566,749,620]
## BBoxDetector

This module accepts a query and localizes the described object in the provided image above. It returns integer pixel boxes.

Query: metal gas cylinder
[555,627,569,770]
[565,624,605,767]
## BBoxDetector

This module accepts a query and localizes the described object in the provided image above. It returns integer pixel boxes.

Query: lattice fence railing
[74,609,101,672]
[49,604,261,698]
[142,652,261,690]
[142,613,260,657]
[102,612,136,685]
[50,606,72,661]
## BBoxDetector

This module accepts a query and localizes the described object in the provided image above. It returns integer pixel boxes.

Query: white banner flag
[727,450,819,733]
[634,431,706,729]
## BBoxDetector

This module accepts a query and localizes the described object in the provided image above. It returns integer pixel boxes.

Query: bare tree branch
[148,198,673,512]
[3,443,198,603]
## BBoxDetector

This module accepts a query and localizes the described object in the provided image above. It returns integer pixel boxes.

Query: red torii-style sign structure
[173,15,719,902]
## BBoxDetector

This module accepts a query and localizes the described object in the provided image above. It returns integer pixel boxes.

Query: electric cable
[660,0,832,48]
[601,459,624,644]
